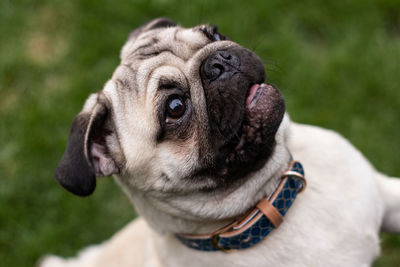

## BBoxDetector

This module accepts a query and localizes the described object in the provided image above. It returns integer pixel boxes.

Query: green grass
[1,0,399,266]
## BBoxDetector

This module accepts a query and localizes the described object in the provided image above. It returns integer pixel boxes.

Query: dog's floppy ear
[55,94,118,197]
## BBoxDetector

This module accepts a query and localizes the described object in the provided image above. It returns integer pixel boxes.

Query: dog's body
[40,19,400,267]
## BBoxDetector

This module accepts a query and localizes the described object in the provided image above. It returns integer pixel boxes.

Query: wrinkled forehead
[121,25,211,63]
[113,24,238,99]
[108,23,240,115]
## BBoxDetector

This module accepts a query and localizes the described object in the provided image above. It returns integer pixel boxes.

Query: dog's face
[55,18,285,197]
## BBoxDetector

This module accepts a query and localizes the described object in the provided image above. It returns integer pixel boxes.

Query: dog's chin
[216,83,285,179]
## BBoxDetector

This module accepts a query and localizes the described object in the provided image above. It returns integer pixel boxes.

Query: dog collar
[176,160,306,252]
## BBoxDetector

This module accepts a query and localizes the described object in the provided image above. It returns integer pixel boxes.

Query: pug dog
[40,18,400,267]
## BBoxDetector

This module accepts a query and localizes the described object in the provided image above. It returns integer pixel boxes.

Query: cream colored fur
[40,119,400,267]
[40,19,400,267]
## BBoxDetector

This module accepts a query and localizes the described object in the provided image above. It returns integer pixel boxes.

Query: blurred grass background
[0,0,399,266]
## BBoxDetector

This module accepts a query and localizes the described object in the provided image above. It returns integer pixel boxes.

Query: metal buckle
[211,234,236,253]
[282,170,307,193]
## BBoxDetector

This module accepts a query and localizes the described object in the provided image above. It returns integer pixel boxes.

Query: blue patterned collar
[176,160,306,252]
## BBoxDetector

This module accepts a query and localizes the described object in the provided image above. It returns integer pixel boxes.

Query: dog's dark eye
[166,95,186,122]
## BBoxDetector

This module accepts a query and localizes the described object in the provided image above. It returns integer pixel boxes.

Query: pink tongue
[246,84,260,106]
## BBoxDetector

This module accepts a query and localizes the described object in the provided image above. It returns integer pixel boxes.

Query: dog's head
[55,18,285,197]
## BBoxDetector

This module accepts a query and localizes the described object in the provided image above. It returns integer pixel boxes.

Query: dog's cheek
[156,139,200,181]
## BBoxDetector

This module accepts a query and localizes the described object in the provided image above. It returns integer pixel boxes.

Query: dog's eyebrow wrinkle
[116,65,139,95]
[122,63,136,73]
[189,43,206,53]
[130,37,160,56]
[115,78,128,91]
[137,48,177,60]
[160,48,176,57]
[173,28,179,42]
[157,76,188,92]
[130,43,152,56]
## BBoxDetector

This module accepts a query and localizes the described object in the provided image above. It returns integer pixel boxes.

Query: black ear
[128,17,177,40]
[55,99,118,197]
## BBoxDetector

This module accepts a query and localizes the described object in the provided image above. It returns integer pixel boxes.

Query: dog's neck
[116,116,292,235]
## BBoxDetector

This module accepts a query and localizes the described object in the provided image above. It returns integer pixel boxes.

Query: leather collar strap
[176,160,306,252]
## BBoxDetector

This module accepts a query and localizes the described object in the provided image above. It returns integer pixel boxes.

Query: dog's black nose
[201,51,240,81]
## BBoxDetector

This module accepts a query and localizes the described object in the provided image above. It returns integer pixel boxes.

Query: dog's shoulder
[39,218,157,267]
[89,217,158,267]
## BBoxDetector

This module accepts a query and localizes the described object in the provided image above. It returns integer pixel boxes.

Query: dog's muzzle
[199,46,285,178]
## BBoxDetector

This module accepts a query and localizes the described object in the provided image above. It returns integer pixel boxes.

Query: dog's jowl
[40,18,400,267]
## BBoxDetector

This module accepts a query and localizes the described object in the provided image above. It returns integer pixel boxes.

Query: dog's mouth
[216,83,285,177]
[246,83,267,108]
